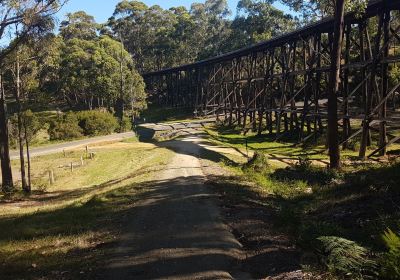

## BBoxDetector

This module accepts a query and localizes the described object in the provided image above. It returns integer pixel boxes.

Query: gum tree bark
[327,0,345,169]
[0,74,13,191]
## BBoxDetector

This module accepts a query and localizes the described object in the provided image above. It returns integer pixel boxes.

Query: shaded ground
[100,131,247,279]
[97,130,312,279]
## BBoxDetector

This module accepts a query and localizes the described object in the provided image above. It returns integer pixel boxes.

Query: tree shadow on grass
[267,161,400,249]
[203,145,400,276]
[0,182,141,279]
[0,171,270,279]
[0,163,163,208]
[206,174,305,278]
[0,174,237,279]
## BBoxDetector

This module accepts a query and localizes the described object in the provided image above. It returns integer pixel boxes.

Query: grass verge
[0,141,174,279]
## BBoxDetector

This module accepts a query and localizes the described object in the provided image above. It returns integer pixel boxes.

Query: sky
[55,0,293,24]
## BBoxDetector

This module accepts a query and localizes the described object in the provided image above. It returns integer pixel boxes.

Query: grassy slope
[0,141,174,279]
[203,125,400,277]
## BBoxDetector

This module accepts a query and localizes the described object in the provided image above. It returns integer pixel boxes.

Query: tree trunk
[327,0,345,169]
[23,121,32,189]
[15,52,29,192]
[118,34,125,130]
[0,74,13,192]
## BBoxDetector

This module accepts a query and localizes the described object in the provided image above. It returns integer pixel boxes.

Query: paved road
[102,131,246,279]
[10,132,135,159]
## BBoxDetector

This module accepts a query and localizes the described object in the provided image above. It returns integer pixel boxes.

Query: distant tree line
[104,0,299,73]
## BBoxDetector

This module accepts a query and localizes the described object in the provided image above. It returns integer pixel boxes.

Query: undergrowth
[214,138,400,279]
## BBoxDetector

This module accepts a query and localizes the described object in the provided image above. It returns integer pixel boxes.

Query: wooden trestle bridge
[143,0,400,159]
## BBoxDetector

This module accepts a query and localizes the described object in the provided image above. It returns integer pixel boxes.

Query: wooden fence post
[49,170,55,185]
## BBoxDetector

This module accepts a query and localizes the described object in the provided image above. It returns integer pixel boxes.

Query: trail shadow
[0,139,309,280]
[135,126,155,142]
[96,175,242,279]
[207,174,304,278]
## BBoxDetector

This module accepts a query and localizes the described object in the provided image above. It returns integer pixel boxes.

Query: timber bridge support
[143,0,400,159]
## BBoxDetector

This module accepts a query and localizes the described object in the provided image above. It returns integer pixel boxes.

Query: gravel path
[102,131,247,279]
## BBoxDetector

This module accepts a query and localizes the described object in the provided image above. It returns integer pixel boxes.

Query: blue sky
[56,0,293,24]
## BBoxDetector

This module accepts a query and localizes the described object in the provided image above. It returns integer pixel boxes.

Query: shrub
[243,152,269,172]
[117,116,132,133]
[316,236,377,279]
[390,64,400,86]
[296,156,312,170]
[76,110,118,136]
[48,113,83,140]
[381,229,400,279]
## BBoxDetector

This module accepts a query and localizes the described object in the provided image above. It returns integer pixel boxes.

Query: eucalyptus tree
[60,11,99,40]
[107,0,233,71]
[280,0,368,21]
[0,0,64,192]
[190,0,232,59]
[58,12,146,114]
[5,40,43,192]
[96,35,146,116]
[226,0,297,50]
[107,1,153,72]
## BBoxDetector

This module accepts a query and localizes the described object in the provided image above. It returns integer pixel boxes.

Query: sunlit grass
[204,125,400,162]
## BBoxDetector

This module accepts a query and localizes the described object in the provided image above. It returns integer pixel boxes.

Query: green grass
[121,136,139,143]
[0,141,174,279]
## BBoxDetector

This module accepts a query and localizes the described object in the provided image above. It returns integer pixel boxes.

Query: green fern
[381,229,400,279]
[316,236,377,279]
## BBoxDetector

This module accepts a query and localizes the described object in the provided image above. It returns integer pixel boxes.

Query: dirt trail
[102,131,248,279]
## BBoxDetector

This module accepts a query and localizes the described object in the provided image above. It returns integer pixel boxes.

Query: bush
[296,156,312,170]
[243,152,269,172]
[49,113,83,140]
[117,116,132,133]
[381,229,400,279]
[76,110,118,136]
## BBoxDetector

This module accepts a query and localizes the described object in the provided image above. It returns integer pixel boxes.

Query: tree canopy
[105,0,298,72]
